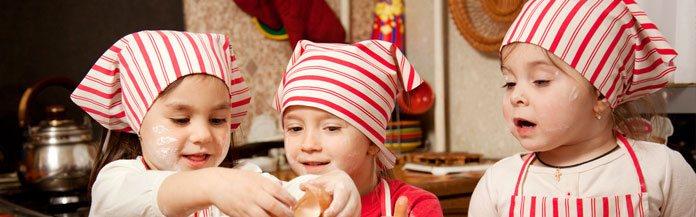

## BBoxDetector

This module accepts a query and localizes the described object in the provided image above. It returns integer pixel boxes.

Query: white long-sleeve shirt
[89,157,283,217]
[469,139,696,217]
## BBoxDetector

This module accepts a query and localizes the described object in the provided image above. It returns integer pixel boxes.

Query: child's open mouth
[514,118,537,136]
[183,153,210,168]
[301,161,331,173]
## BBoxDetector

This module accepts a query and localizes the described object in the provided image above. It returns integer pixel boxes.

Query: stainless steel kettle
[17,77,96,192]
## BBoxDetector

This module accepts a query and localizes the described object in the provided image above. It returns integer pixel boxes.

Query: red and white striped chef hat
[71,30,251,134]
[501,0,677,108]
[274,40,423,169]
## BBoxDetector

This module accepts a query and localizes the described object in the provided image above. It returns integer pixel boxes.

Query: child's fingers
[333,191,360,217]
[262,179,296,208]
[243,205,272,217]
[272,187,297,208]
[299,182,310,191]
[322,184,349,217]
[393,196,409,217]
[256,191,293,217]
[302,178,329,190]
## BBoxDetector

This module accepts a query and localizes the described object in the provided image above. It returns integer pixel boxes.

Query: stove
[0,173,90,217]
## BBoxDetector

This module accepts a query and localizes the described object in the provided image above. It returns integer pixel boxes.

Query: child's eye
[210,118,227,125]
[286,126,303,132]
[170,118,190,125]
[533,80,550,86]
[502,82,516,89]
[325,126,341,132]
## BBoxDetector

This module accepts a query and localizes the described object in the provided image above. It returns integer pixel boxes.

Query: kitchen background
[1,0,694,216]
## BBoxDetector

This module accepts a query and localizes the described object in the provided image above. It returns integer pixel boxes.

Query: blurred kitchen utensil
[17,77,96,192]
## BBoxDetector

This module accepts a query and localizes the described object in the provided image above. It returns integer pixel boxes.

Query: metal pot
[17,77,96,192]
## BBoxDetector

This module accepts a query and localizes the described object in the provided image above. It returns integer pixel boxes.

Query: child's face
[500,43,605,152]
[139,75,232,171]
[282,106,377,179]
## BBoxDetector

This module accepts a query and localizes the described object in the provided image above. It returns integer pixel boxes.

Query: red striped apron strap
[615,133,647,193]
[509,153,536,217]
[514,153,537,196]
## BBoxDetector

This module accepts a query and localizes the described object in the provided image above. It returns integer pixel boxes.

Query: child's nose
[189,123,213,144]
[510,87,529,106]
[300,134,322,152]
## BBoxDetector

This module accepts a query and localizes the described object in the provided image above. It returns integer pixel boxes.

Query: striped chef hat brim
[275,40,423,169]
[501,0,677,108]
[73,40,133,132]
[71,30,250,134]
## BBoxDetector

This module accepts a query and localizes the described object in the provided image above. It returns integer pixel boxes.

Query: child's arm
[468,169,499,216]
[89,160,176,217]
[157,167,296,217]
[660,150,696,216]
[402,190,442,217]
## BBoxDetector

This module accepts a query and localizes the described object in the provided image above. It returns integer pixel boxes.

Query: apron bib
[506,134,649,217]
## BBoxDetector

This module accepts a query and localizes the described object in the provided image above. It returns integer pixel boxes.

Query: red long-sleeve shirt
[360,179,443,217]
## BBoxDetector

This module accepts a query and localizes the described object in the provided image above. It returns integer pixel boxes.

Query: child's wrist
[198,167,221,205]
[200,167,239,206]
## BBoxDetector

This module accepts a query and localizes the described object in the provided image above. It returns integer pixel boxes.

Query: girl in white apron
[73,30,360,217]
[508,133,648,217]
[275,40,443,217]
[469,0,696,216]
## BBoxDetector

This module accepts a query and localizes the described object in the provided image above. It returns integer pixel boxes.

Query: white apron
[506,133,649,217]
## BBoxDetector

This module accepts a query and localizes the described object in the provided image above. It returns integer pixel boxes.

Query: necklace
[535,145,619,181]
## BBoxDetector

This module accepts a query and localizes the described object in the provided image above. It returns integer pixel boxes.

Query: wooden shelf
[667,83,696,88]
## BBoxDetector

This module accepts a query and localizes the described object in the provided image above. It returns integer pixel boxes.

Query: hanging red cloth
[233,0,346,48]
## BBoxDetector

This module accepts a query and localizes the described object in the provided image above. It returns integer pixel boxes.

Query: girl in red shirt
[275,39,443,217]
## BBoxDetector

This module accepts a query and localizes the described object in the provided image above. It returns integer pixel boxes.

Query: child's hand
[393,196,408,217]
[206,167,296,217]
[300,170,360,217]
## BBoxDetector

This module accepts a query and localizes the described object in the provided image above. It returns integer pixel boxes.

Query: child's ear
[592,90,610,119]
[367,144,380,156]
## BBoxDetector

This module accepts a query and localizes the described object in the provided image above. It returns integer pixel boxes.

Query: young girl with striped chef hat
[469,1,696,216]
[72,30,360,217]
[275,39,443,217]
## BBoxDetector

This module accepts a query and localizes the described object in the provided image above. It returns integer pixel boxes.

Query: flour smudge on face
[153,125,169,134]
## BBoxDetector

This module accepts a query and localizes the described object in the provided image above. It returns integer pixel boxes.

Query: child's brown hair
[501,43,666,142]
[88,76,239,189]
[89,130,141,190]
[88,77,185,190]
